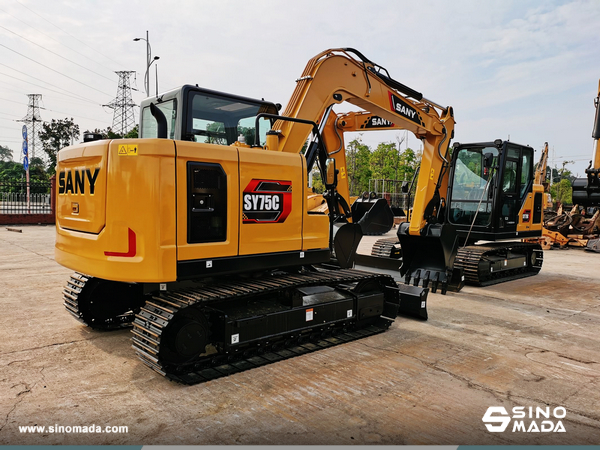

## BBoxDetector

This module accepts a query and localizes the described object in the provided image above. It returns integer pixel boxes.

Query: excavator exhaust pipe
[397,223,464,294]
[352,195,394,236]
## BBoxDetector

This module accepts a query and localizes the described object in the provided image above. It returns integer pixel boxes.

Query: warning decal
[118,144,139,156]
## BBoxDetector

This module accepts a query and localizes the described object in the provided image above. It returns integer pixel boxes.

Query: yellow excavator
[572,79,600,209]
[315,110,546,291]
[56,48,452,383]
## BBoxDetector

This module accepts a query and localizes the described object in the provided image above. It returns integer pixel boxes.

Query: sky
[0,0,599,176]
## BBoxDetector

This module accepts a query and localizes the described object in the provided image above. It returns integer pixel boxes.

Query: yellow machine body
[56,139,328,283]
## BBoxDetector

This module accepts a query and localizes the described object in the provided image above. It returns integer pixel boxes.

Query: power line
[15,0,126,69]
[0,96,27,106]
[0,43,112,97]
[39,106,110,123]
[0,62,102,104]
[0,68,100,104]
[0,6,119,77]
[0,24,116,83]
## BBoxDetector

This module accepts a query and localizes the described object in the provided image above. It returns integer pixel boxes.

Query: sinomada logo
[482,406,567,433]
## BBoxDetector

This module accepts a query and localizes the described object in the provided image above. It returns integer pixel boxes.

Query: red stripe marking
[104,228,136,257]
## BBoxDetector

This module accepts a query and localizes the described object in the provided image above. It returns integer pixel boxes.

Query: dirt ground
[1,224,599,445]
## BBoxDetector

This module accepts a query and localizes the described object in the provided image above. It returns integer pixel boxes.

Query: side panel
[176,141,240,261]
[56,141,107,234]
[238,148,304,255]
[55,139,177,282]
[517,185,543,233]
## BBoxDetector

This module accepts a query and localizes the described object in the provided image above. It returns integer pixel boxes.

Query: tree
[39,118,80,172]
[124,125,139,139]
[346,138,372,196]
[550,178,572,206]
[370,142,399,180]
[0,161,24,181]
[85,125,139,140]
[0,145,13,162]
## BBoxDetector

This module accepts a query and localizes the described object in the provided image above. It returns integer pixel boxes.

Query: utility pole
[133,31,159,97]
[104,71,137,136]
[17,94,43,161]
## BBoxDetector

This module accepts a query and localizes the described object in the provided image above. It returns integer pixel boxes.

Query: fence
[0,177,55,225]
[368,179,414,212]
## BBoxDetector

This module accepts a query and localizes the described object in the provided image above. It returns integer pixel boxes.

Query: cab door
[497,145,522,233]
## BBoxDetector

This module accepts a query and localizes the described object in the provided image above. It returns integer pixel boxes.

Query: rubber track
[63,273,136,330]
[371,238,400,258]
[132,268,395,384]
[455,243,543,287]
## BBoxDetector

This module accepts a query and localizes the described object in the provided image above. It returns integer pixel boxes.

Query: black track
[63,273,144,330]
[131,268,397,384]
[454,242,543,286]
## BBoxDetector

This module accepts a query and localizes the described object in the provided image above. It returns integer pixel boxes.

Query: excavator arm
[572,79,600,207]
[265,48,455,238]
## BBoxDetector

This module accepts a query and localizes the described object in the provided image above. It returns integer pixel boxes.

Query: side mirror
[325,158,337,187]
[484,152,494,169]
[401,181,410,193]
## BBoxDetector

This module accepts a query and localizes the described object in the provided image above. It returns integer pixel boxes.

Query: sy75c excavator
[56,48,451,383]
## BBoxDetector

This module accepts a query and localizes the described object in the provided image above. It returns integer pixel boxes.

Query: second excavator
[316,111,546,292]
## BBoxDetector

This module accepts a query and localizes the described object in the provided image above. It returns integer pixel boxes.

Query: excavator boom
[572,79,600,207]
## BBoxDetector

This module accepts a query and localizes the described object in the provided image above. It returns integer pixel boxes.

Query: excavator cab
[448,140,542,241]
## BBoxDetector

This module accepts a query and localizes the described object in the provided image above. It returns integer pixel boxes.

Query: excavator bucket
[352,196,394,236]
[332,222,363,268]
[397,223,464,294]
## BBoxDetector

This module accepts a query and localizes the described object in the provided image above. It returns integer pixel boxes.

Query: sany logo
[482,406,567,433]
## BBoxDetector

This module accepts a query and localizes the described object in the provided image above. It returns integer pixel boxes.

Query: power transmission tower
[104,71,137,136]
[18,94,43,161]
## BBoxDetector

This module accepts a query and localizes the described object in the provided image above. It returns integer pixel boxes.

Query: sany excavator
[572,79,600,209]
[317,111,545,291]
[55,48,449,383]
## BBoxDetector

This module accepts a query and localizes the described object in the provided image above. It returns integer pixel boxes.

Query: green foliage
[311,171,324,194]
[0,145,14,162]
[39,118,80,172]
[84,125,138,140]
[0,157,50,183]
[550,178,572,205]
[346,138,372,196]
[0,161,24,181]
[124,125,139,139]
[344,138,420,196]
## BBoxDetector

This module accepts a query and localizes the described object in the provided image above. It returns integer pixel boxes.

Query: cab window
[186,92,272,146]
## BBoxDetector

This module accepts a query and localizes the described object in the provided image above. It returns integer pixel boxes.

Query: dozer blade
[352,198,394,236]
[397,223,463,294]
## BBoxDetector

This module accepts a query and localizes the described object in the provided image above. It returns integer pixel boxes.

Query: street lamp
[133,31,159,97]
